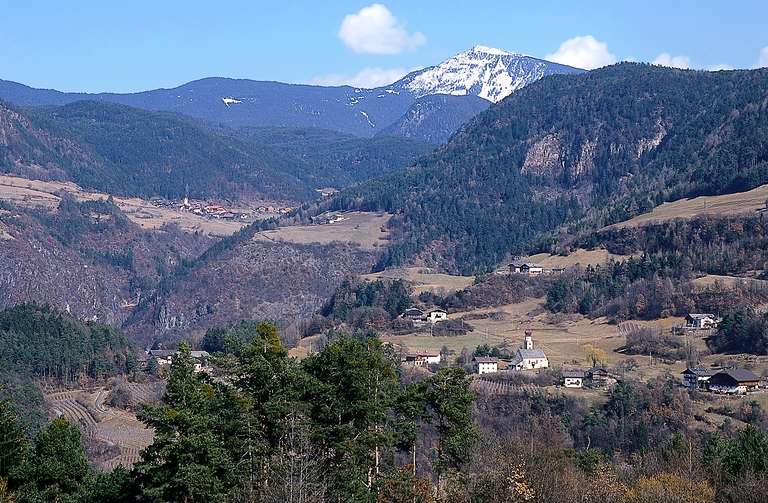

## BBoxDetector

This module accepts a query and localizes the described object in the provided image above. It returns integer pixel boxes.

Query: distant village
[149,195,294,221]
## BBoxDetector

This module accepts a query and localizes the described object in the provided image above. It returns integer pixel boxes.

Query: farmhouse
[509,331,549,370]
[474,356,499,375]
[426,308,448,324]
[402,352,441,367]
[401,308,425,322]
[681,368,716,390]
[562,370,585,388]
[684,313,719,330]
[509,260,544,275]
[708,369,760,395]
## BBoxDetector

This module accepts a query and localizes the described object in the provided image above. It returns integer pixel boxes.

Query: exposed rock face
[636,119,668,159]
[522,133,563,175]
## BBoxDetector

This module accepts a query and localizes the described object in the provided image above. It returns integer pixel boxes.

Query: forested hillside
[22,101,313,201]
[0,304,133,382]
[232,126,434,188]
[329,64,768,273]
[377,94,490,144]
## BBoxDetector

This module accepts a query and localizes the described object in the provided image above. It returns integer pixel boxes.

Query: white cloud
[338,4,425,54]
[544,35,617,70]
[310,67,410,88]
[757,47,768,68]
[652,53,691,69]
[707,63,733,71]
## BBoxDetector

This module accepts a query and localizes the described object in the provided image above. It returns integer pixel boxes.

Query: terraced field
[46,386,154,471]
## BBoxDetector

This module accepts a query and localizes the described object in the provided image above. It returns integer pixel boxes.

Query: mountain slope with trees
[377,94,491,144]
[22,101,314,201]
[328,63,768,273]
[231,126,434,188]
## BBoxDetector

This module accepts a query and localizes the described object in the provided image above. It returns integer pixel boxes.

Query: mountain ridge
[0,46,584,141]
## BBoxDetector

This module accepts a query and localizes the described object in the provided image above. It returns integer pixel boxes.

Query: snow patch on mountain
[403,45,583,103]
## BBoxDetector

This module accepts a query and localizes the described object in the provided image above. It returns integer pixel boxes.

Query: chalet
[708,369,760,395]
[509,331,549,370]
[562,370,585,388]
[426,308,448,324]
[474,356,499,375]
[684,313,719,330]
[681,368,716,390]
[401,308,425,322]
[509,261,544,275]
[402,352,441,367]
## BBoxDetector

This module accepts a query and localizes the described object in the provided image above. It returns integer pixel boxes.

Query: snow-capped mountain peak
[402,45,583,103]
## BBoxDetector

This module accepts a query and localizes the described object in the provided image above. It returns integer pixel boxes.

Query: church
[509,330,549,370]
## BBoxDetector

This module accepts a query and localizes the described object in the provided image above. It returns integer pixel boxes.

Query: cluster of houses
[401,307,449,325]
[503,260,565,276]
[145,349,211,373]
[681,367,763,394]
[151,195,293,221]
[311,212,348,225]
[401,351,442,367]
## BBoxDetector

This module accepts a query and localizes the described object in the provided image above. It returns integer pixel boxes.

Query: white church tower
[524,330,534,350]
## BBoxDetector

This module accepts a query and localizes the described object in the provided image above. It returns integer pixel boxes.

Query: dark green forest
[327,64,768,273]
[232,126,433,188]
[0,304,133,382]
[22,101,313,201]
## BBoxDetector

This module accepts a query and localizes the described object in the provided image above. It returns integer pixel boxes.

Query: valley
[2,20,768,501]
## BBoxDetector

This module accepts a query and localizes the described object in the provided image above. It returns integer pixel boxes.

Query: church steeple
[524,330,534,350]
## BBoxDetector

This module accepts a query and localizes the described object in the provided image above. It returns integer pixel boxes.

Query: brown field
[255,211,391,250]
[692,274,768,290]
[361,267,475,294]
[0,174,245,236]
[524,248,630,269]
[610,183,768,229]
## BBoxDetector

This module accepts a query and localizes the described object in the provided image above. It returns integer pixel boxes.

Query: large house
[426,309,449,324]
[684,313,719,330]
[708,369,760,394]
[509,331,549,370]
[681,368,716,390]
[562,370,585,388]
[509,261,544,275]
[474,356,499,375]
[402,352,441,367]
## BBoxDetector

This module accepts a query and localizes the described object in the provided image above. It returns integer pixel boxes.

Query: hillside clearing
[255,211,391,250]
[361,267,475,294]
[522,248,630,269]
[610,184,768,229]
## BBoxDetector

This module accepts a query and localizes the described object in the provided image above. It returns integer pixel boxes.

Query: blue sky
[2,0,767,92]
